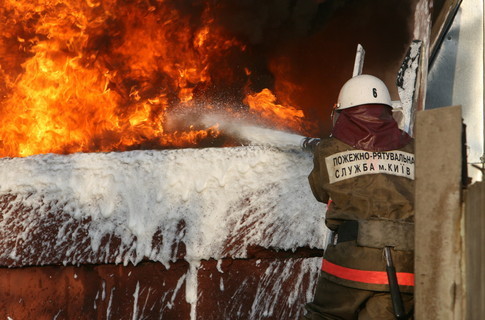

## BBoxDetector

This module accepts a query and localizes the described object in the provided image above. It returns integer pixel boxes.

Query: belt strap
[336,219,414,251]
[358,219,414,251]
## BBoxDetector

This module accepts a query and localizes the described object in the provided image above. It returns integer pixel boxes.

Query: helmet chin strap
[331,111,340,127]
[331,103,341,127]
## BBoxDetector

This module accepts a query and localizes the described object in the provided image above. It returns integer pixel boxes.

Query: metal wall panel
[465,181,485,320]
[426,0,484,182]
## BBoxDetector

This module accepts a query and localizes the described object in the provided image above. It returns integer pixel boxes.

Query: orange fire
[0,0,310,158]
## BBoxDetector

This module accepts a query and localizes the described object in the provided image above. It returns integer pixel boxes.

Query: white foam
[0,147,327,266]
[0,146,328,319]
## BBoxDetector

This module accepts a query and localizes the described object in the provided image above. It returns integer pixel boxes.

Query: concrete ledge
[415,105,464,320]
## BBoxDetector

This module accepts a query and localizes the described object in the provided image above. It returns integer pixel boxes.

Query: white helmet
[335,74,392,110]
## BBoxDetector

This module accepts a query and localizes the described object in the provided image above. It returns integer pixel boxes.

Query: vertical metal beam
[482,0,485,171]
[415,105,465,320]
[352,44,365,77]
[412,0,432,115]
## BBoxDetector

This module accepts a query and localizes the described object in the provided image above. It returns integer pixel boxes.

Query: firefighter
[302,74,415,320]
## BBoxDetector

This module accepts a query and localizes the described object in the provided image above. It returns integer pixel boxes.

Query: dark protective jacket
[309,104,415,293]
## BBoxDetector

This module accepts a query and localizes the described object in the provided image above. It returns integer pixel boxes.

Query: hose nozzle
[300,137,320,152]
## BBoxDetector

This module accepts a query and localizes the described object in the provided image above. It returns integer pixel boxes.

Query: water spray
[200,113,320,152]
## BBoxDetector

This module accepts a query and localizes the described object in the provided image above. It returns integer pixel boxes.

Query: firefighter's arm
[308,151,330,203]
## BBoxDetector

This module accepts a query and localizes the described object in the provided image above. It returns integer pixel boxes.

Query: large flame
[0,0,311,158]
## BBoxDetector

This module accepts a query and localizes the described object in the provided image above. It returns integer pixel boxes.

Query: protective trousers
[301,275,413,320]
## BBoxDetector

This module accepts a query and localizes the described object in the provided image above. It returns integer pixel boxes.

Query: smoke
[208,0,322,45]
[200,0,416,138]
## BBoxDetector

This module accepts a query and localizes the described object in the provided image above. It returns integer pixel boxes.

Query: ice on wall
[247,257,320,319]
[396,40,422,136]
[0,146,327,267]
[212,257,321,320]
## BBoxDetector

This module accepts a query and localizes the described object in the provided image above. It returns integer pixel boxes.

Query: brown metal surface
[465,182,485,320]
[0,257,320,319]
[0,193,185,267]
[0,261,190,320]
[197,257,320,320]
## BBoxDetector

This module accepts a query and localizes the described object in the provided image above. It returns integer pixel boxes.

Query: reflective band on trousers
[321,259,415,287]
